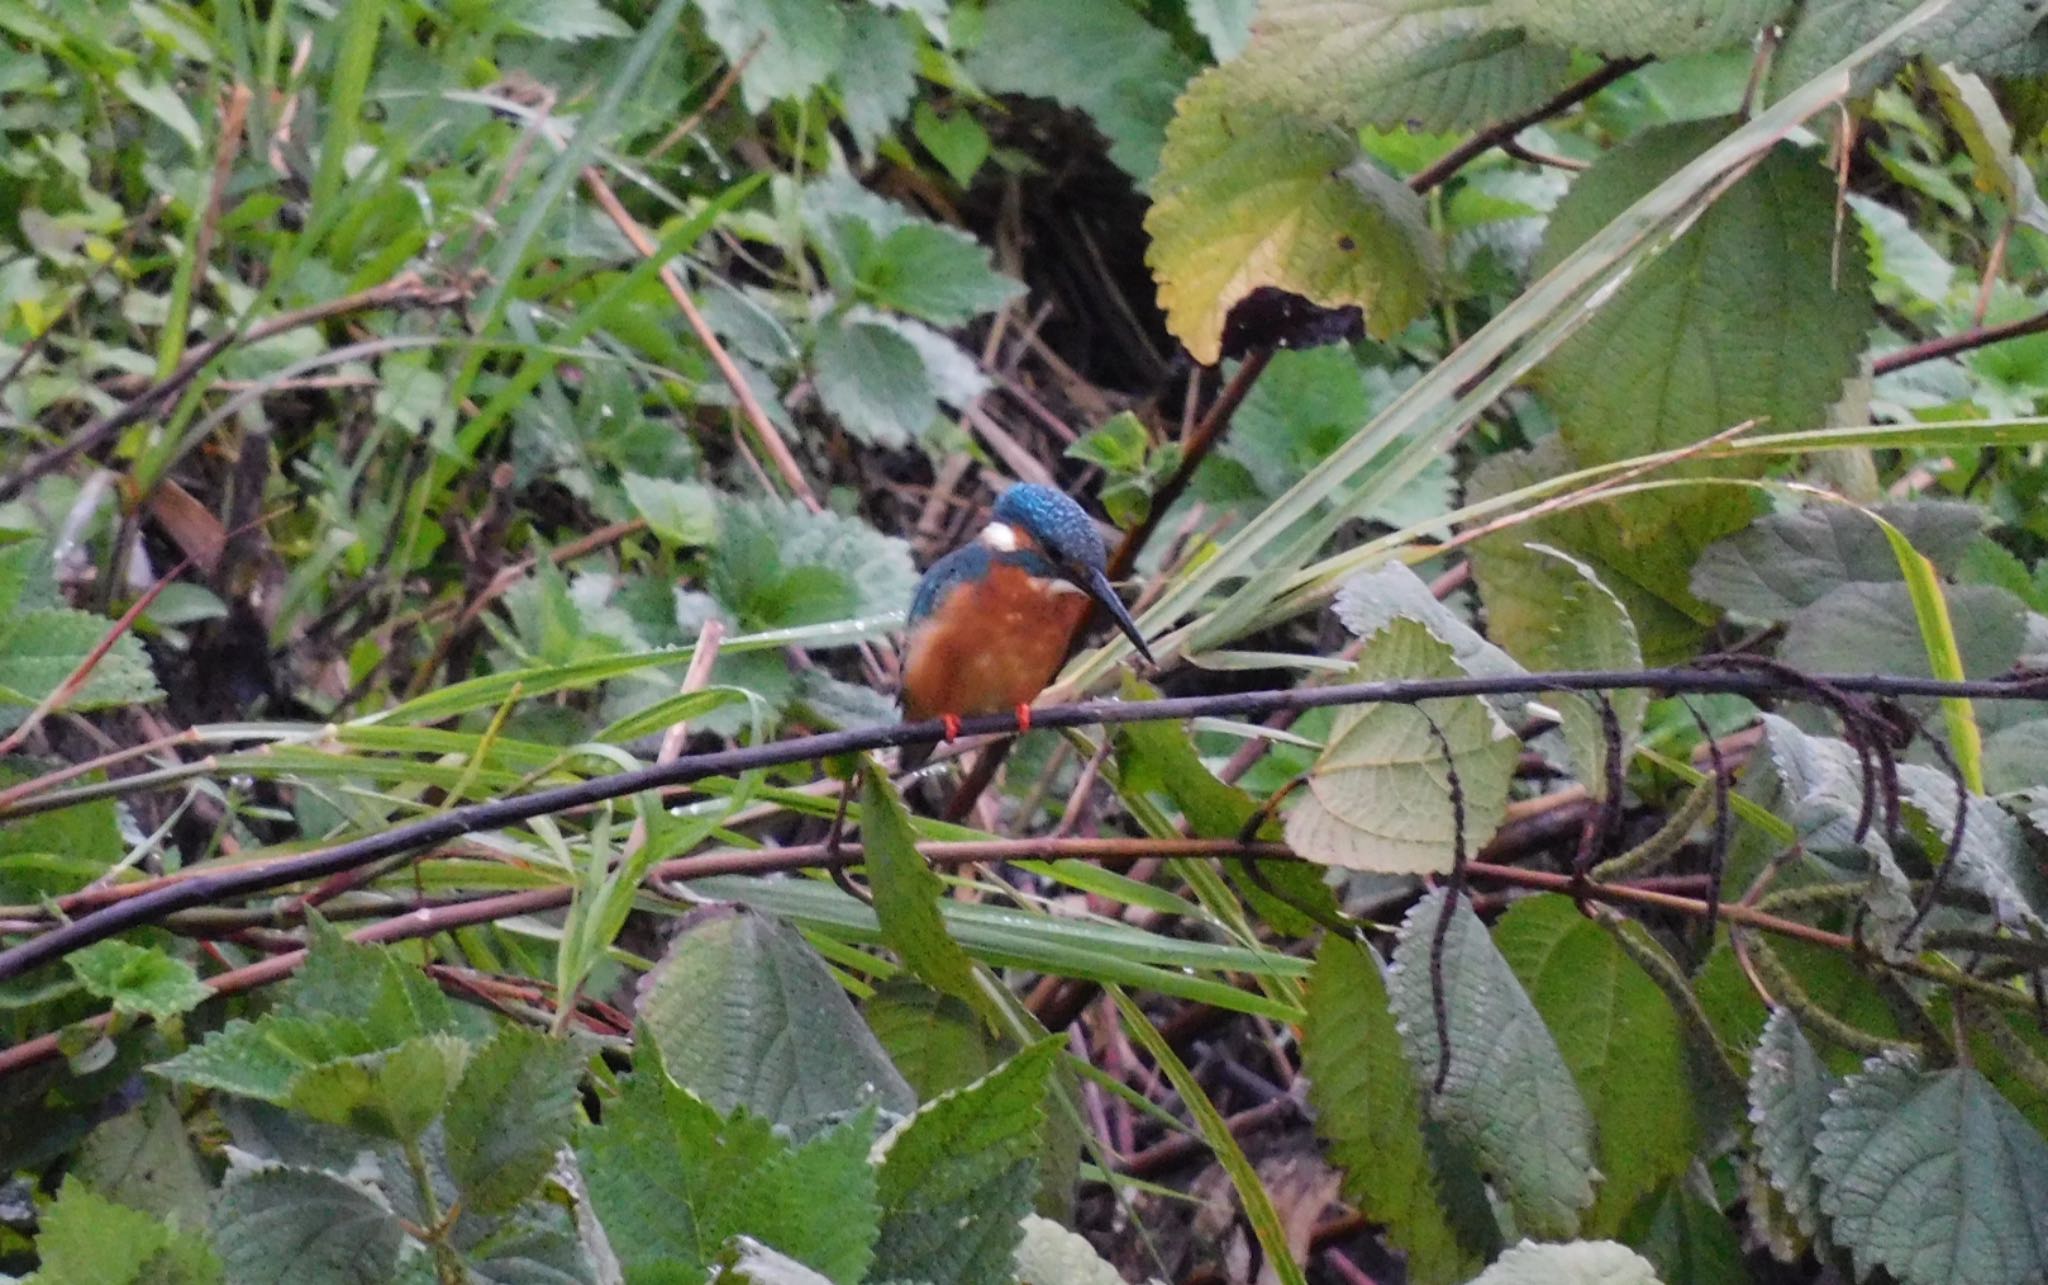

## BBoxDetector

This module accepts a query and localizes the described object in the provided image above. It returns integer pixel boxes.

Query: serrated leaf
[1011,1215,1126,1285]
[1284,618,1519,873]
[1535,120,1874,468]
[860,766,978,1002]
[0,607,162,714]
[284,916,477,1042]
[623,474,720,547]
[461,1208,601,1284]
[1223,0,1571,133]
[1467,1239,1666,1285]
[1620,1181,1747,1285]
[1692,500,1987,621]
[1749,1008,1838,1240]
[1477,543,1643,796]
[709,498,917,629]
[1147,75,1440,365]
[1302,937,1486,1283]
[707,1237,837,1284]
[853,223,1022,327]
[75,1088,215,1231]
[32,1177,220,1285]
[151,1015,383,1103]
[445,1026,584,1213]
[210,1167,404,1285]
[1814,1054,2048,1285]
[1895,761,2048,932]
[1741,715,1915,936]
[637,908,916,1130]
[285,1033,470,1142]
[1504,0,1790,56]
[964,0,1195,178]
[695,0,846,110]
[1771,0,2048,99]
[865,979,997,1101]
[1495,898,1698,1234]
[836,8,918,159]
[1778,581,2032,683]
[812,313,936,448]
[68,940,212,1020]
[578,1052,879,1283]
[1388,890,1597,1238]
[870,1040,1060,1285]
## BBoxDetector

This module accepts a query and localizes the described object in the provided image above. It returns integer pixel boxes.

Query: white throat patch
[980,521,1020,552]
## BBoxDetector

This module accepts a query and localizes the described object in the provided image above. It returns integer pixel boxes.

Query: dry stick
[580,168,822,512]
[0,273,472,503]
[644,42,758,161]
[5,665,2045,981]
[1407,57,1652,194]
[186,84,254,315]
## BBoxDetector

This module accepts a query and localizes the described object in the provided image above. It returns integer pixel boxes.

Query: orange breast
[902,563,1091,720]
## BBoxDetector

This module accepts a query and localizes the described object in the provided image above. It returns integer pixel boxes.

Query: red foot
[1014,703,1033,733]
[940,713,962,742]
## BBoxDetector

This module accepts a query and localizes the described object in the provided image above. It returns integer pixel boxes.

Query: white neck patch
[980,521,1020,552]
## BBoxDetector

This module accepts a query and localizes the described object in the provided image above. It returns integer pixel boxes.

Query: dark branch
[1872,307,2048,376]
[1408,58,1652,194]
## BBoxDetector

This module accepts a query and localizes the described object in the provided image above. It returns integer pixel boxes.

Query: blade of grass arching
[1111,986,1309,1285]
[1059,0,1968,690]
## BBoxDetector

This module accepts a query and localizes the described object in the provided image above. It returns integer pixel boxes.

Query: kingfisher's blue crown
[992,484,1107,570]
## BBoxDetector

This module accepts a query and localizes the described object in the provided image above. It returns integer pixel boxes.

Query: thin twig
[1872,306,2048,375]
[1408,58,1652,194]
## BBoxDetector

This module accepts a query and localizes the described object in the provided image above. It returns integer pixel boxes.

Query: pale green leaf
[210,1167,404,1285]
[1388,890,1597,1238]
[0,607,163,713]
[1691,500,1987,621]
[812,313,936,448]
[113,69,203,152]
[870,1040,1059,1285]
[1749,1008,1838,1240]
[1302,937,1486,1282]
[1895,761,2048,932]
[1504,0,1790,56]
[1777,582,2031,682]
[284,1033,471,1142]
[67,940,212,1020]
[622,474,720,547]
[1467,1239,1666,1285]
[836,8,918,159]
[1011,1215,1129,1285]
[708,1237,837,1284]
[151,1016,383,1103]
[695,0,846,110]
[1496,898,1697,1234]
[1284,618,1519,873]
[501,0,631,39]
[1147,75,1440,365]
[74,1088,215,1231]
[32,1178,219,1285]
[636,908,916,1129]
[445,1026,584,1213]
[1814,1054,2048,1285]
[854,223,1022,327]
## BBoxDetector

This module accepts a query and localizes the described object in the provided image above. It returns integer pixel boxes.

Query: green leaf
[812,313,936,448]
[860,766,978,1002]
[1067,410,1151,475]
[578,1052,879,1283]
[855,223,1022,327]
[1778,581,2032,683]
[284,1033,470,1142]
[284,916,475,1042]
[709,498,917,629]
[1771,0,2048,98]
[445,1026,585,1213]
[1221,0,1571,134]
[865,980,998,1100]
[1814,1054,2048,1285]
[912,103,990,188]
[113,68,203,152]
[67,940,212,1020]
[152,1015,384,1103]
[74,1088,215,1231]
[1466,1239,1666,1285]
[1284,617,1519,873]
[623,474,720,547]
[1495,898,1698,1233]
[1147,76,1441,365]
[1895,761,2047,932]
[964,0,1195,179]
[1010,1214,1128,1285]
[1748,1008,1838,1240]
[32,1178,219,1285]
[0,607,163,714]
[836,8,918,159]
[1476,543,1644,797]
[695,0,846,110]
[1535,121,1873,468]
[1388,889,1598,1238]
[870,1039,1059,1285]
[1692,500,1988,621]
[1504,0,1790,56]
[1621,1182,1747,1285]
[707,1238,837,1284]
[1302,937,1486,1283]
[636,908,917,1129]
[501,0,632,39]
[210,1167,405,1285]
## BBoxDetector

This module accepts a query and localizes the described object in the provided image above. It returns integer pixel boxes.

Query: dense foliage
[5,0,2048,1282]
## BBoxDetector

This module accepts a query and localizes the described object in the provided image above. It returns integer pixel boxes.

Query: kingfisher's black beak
[1085,566,1155,666]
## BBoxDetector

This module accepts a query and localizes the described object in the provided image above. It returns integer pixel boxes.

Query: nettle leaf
[1778,582,2033,682]
[1814,1053,2048,1285]
[622,474,719,548]
[1749,1008,1839,1240]
[1504,0,1790,56]
[283,1033,470,1143]
[1476,543,1644,797]
[0,607,162,719]
[1388,890,1598,1239]
[1534,120,1873,467]
[1466,1239,1666,1285]
[67,939,212,1020]
[1495,898,1697,1234]
[75,1088,215,1230]
[860,767,978,1002]
[1895,761,2048,932]
[1692,500,1987,621]
[1147,74,1440,366]
[709,498,918,629]
[153,1015,385,1103]
[636,908,916,1130]
[696,0,846,110]
[1284,618,1519,873]
[812,312,935,448]
[210,1167,405,1285]
[1741,715,1915,934]
[870,1039,1060,1285]
[836,8,918,160]
[33,1177,219,1285]
[852,222,1023,327]
[964,0,1195,179]
[578,1051,879,1283]
[1302,936,1487,1282]
[1223,0,1571,134]
[286,916,477,1042]
[444,1025,585,1213]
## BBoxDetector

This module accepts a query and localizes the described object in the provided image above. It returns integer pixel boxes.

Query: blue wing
[909,544,991,626]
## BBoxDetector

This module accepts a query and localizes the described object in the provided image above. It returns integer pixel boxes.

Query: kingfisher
[900,484,1154,767]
